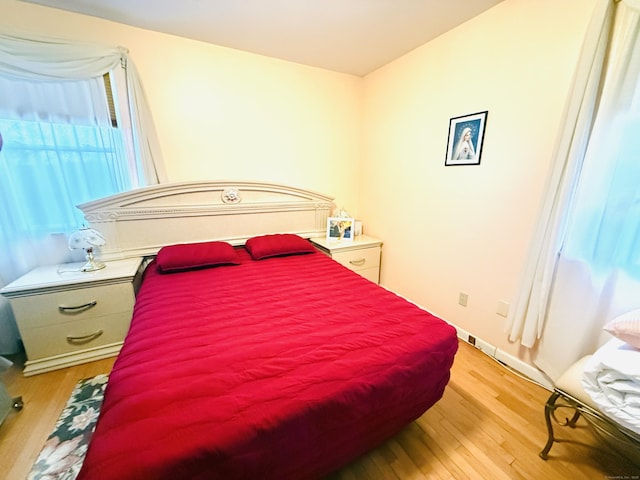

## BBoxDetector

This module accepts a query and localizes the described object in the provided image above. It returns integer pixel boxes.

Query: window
[0,70,139,237]
[563,109,640,279]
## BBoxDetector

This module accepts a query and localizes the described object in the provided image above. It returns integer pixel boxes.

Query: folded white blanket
[582,338,640,435]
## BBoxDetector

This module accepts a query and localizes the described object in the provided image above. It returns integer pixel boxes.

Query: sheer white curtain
[0,31,166,354]
[0,31,166,184]
[507,0,640,380]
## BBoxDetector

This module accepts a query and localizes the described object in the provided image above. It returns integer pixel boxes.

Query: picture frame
[444,111,488,166]
[326,217,355,242]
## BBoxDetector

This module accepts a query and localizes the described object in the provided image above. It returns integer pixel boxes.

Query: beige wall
[360,0,598,366]
[2,0,598,371]
[1,0,363,215]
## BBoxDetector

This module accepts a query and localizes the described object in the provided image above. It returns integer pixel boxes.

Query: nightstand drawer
[19,312,132,360]
[310,236,383,285]
[331,246,380,272]
[9,283,134,329]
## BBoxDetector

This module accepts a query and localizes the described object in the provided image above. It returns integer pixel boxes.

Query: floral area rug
[28,374,108,480]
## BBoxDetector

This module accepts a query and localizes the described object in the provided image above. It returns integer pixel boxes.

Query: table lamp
[68,227,106,272]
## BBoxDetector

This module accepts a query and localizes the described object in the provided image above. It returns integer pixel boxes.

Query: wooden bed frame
[77,181,335,261]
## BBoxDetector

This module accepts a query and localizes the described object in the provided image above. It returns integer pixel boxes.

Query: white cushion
[555,355,599,410]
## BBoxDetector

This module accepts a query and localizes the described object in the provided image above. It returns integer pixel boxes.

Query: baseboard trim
[452,324,553,390]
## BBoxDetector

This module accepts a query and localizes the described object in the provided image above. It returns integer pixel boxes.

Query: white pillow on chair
[604,309,640,349]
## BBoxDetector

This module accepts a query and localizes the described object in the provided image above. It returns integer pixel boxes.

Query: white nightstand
[311,235,382,284]
[0,257,143,376]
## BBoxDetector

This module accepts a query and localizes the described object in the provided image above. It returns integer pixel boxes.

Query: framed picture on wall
[444,111,488,166]
[326,217,355,242]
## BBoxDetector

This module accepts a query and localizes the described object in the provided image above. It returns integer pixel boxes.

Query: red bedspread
[78,247,458,480]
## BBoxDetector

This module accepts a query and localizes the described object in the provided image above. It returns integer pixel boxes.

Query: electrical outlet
[458,292,468,307]
[497,300,510,317]
[468,335,476,346]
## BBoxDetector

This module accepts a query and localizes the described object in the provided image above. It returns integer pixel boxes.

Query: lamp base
[81,251,106,272]
[81,260,106,272]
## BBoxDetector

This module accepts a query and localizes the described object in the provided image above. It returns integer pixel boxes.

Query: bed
[74,182,459,480]
[540,309,640,466]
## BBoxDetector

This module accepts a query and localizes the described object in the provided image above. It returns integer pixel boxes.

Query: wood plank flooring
[1,340,638,479]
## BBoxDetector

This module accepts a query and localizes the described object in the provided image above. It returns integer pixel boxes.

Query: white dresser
[310,235,382,284]
[0,257,143,376]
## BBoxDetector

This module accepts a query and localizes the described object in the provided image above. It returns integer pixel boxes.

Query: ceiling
[21,0,504,76]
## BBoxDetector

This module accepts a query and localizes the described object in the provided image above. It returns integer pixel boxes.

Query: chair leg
[566,407,580,428]
[540,391,560,460]
[540,389,583,460]
[12,396,23,411]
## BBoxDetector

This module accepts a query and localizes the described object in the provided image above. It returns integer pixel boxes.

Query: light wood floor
[1,340,638,479]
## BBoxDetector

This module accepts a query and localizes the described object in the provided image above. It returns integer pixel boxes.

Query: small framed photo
[326,217,355,242]
[445,111,488,166]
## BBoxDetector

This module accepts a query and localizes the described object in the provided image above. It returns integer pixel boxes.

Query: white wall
[360,0,598,370]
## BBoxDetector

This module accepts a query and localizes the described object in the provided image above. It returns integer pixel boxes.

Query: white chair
[539,355,640,465]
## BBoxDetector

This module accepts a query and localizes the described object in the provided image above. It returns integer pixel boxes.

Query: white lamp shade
[68,227,106,251]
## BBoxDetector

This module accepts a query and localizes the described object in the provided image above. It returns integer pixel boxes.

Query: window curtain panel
[0,30,166,184]
[536,0,640,380]
[0,30,166,354]
[507,0,640,380]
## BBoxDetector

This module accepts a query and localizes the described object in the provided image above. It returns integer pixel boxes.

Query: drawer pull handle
[349,258,366,266]
[67,330,104,345]
[58,301,97,313]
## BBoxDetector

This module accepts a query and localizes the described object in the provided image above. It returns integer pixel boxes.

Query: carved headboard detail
[77,181,334,260]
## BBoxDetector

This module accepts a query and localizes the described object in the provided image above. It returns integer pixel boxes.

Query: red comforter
[78,247,458,479]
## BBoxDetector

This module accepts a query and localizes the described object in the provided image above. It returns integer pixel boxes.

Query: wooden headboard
[77,181,334,260]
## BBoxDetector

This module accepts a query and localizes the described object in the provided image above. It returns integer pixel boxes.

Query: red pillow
[156,241,240,273]
[245,234,316,260]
